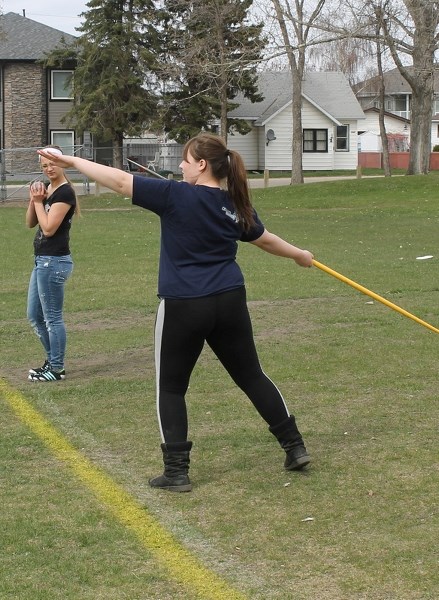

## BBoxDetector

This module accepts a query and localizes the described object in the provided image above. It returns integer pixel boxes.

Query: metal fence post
[1,150,6,202]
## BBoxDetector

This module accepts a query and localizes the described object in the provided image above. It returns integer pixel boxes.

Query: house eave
[256,101,291,126]
[255,95,362,128]
[302,93,344,126]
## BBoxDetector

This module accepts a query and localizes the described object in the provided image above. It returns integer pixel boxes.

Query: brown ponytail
[183,133,255,231]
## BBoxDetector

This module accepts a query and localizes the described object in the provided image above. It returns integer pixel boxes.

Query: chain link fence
[0,142,184,202]
[121,141,183,176]
[0,145,90,202]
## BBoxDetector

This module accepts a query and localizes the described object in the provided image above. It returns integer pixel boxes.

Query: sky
[2,0,88,36]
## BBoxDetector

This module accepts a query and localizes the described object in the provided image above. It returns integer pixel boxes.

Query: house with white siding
[358,107,410,152]
[354,67,439,151]
[227,71,365,171]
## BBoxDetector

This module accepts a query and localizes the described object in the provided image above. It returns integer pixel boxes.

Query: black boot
[269,416,310,471]
[149,441,193,492]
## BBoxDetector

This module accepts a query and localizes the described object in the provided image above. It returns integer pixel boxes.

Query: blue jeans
[27,255,73,371]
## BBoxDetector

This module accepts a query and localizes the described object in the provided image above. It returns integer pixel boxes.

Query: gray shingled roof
[0,12,76,61]
[303,72,365,120]
[353,67,439,96]
[228,71,365,124]
[353,68,412,96]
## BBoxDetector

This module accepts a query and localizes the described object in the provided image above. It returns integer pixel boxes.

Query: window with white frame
[51,70,73,100]
[303,129,328,152]
[393,95,409,112]
[51,131,74,155]
[335,125,349,151]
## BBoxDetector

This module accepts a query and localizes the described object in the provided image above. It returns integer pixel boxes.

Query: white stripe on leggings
[154,299,165,442]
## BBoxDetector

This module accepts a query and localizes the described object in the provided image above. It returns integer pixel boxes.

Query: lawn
[1,174,438,599]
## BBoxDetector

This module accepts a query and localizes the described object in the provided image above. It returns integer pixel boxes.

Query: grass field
[1,174,438,599]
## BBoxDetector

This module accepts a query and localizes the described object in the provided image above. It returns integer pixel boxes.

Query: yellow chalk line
[0,379,247,600]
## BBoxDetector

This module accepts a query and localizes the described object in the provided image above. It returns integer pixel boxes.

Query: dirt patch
[67,347,155,381]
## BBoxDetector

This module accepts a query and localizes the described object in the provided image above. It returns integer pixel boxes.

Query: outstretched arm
[250,229,314,267]
[37,151,134,197]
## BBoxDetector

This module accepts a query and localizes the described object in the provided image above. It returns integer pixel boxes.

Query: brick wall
[3,63,47,173]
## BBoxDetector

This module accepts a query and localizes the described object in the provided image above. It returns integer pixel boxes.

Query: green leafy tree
[45,0,160,168]
[158,0,265,143]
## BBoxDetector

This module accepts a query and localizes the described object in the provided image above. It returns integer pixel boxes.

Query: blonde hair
[39,145,80,217]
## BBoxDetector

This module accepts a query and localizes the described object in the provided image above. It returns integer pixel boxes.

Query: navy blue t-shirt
[132,176,265,299]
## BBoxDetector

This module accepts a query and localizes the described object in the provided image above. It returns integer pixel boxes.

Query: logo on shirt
[222,206,239,223]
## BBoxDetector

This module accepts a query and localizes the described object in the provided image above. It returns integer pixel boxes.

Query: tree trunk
[291,68,304,184]
[406,0,436,173]
[375,16,391,176]
[271,0,307,185]
[220,84,228,144]
[112,135,124,170]
[381,0,437,175]
[407,85,433,175]
[379,92,391,177]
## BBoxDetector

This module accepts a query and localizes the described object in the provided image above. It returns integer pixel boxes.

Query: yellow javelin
[312,259,439,335]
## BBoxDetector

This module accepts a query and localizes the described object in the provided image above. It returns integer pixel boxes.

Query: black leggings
[154,287,291,443]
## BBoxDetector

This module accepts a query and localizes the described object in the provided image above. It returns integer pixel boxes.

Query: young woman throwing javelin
[38,133,314,492]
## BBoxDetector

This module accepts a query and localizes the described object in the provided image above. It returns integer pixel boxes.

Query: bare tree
[307,35,377,86]
[373,1,392,176]
[310,8,394,174]
[269,0,327,184]
[158,0,265,144]
[382,0,439,174]
[344,0,439,175]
